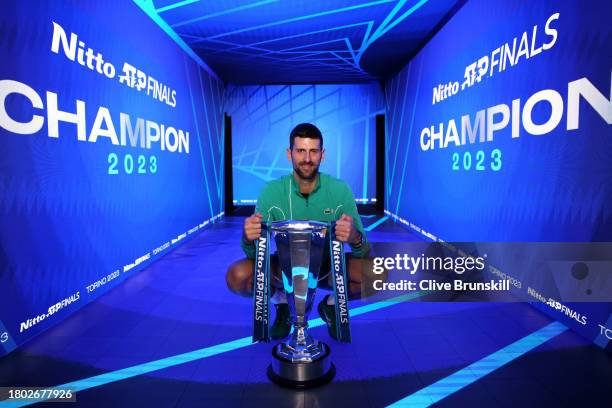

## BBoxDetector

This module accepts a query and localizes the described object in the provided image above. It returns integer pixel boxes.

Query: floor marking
[386,321,568,407]
[365,215,389,231]
[1,292,425,407]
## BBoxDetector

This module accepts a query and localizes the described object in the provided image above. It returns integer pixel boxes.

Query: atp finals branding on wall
[3,21,188,160]
[386,0,611,242]
[420,11,606,155]
[385,0,611,349]
[0,1,224,356]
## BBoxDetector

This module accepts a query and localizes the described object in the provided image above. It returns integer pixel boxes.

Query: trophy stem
[295,324,306,345]
[293,316,309,345]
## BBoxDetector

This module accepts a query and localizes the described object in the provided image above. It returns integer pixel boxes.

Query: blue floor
[0,216,610,407]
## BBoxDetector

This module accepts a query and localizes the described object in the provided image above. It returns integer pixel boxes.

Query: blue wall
[385,0,611,242]
[384,0,611,347]
[0,1,224,356]
[226,83,384,205]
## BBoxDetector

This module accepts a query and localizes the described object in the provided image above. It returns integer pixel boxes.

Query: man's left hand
[335,214,360,245]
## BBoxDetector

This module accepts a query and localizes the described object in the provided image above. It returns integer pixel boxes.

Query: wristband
[352,232,363,248]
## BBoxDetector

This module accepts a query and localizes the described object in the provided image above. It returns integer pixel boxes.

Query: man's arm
[240,185,274,259]
[335,184,370,257]
[240,213,262,259]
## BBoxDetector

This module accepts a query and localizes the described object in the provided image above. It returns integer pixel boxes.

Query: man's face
[286,137,324,181]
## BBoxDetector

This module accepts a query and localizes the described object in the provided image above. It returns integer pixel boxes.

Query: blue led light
[132,0,219,79]
[386,321,568,407]
[155,0,200,14]
[170,0,279,28]
[185,61,215,217]
[365,216,389,232]
[394,58,423,214]
[1,292,425,407]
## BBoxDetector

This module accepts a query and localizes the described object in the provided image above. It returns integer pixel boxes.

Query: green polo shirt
[241,172,370,259]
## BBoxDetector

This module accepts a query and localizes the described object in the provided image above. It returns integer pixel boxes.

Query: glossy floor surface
[1,216,610,407]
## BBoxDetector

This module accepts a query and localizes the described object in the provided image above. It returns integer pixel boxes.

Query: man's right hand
[243,213,263,243]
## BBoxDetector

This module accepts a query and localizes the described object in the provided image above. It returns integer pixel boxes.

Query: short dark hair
[289,123,323,149]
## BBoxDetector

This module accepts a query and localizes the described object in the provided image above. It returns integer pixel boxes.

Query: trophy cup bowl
[267,220,336,388]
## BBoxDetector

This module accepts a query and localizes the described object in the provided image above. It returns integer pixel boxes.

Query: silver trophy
[267,220,335,388]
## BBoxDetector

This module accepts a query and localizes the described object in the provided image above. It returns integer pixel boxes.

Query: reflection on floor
[0,216,610,407]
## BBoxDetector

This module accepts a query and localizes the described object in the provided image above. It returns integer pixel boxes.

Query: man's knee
[348,257,389,298]
[226,259,253,296]
[348,257,387,281]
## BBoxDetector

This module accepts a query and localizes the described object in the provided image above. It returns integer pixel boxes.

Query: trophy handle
[252,222,271,343]
[330,221,352,343]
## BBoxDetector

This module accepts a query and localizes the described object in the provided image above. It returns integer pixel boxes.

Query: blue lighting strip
[395,57,423,214]
[132,0,219,79]
[362,96,370,198]
[357,0,429,65]
[386,321,568,408]
[156,0,200,14]
[388,62,411,196]
[184,59,215,218]
[365,216,389,232]
[206,0,394,40]
[171,0,279,28]
[1,292,425,407]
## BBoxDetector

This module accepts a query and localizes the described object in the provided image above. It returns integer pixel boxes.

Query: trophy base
[267,342,335,389]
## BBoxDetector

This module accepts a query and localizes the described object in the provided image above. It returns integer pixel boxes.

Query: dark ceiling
[151,0,461,84]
